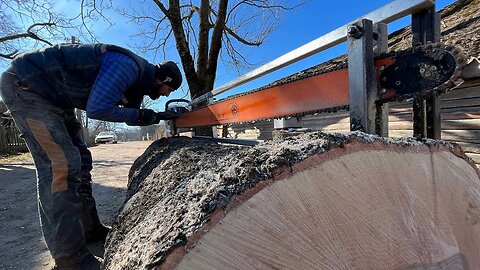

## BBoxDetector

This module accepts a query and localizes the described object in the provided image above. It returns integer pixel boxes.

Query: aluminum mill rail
[190,0,435,105]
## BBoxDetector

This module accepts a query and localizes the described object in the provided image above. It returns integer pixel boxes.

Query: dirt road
[0,141,151,270]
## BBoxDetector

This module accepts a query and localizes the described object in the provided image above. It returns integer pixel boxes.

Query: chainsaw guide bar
[174,43,466,128]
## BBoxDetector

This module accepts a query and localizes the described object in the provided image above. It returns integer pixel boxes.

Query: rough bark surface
[103,131,480,269]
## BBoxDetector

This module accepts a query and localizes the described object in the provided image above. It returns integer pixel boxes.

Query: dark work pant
[0,68,101,259]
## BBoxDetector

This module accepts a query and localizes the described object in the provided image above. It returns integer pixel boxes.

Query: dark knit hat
[155,61,182,90]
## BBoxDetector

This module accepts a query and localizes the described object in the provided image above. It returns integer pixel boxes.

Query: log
[103,131,480,270]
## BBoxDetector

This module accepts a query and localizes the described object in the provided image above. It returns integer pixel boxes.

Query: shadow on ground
[0,164,127,269]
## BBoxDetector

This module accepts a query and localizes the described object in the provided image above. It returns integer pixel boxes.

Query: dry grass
[0,152,33,164]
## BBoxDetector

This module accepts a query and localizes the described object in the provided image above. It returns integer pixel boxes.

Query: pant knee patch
[26,118,69,193]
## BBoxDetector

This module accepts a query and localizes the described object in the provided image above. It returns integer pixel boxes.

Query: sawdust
[102,131,476,269]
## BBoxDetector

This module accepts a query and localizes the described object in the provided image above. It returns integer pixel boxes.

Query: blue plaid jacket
[11,44,156,124]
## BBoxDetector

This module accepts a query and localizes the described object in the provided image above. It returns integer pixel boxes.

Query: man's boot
[53,247,102,270]
[78,183,110,243]
[86,223,111,244]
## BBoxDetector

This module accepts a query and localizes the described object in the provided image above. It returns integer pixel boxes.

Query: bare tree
[0,0,105,64]
[0,0,63,62]
[80,0,301,99]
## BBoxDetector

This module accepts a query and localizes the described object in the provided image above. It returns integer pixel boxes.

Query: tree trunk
[204,0,228,91]
[103,131,480,269]
[195,0,210,84]
[167,0,202,96]
[191,100,213,136]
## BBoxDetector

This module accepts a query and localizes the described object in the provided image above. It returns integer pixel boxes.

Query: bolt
[347,25,363,39]
[381,88,387,94]
[396,81,401,86]
[347,26,357,35]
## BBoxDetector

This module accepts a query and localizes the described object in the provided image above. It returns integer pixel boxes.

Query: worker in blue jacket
[0,43,183,269]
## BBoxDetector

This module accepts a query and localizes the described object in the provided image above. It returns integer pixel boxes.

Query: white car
[95,131,118,144]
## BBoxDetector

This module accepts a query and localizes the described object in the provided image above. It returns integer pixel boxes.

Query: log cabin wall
[301,82,480,167]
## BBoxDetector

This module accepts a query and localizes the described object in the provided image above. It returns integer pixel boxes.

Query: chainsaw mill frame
[183,0,441,140]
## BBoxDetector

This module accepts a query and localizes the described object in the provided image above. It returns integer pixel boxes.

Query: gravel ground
[0,140,151,270]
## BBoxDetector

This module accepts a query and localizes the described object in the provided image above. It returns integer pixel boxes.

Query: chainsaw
[171,42,466,129]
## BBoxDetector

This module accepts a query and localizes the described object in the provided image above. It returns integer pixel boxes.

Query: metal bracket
[348,19,390,136]
[374,23,389,137]
[208,97,219,138]
[412,6,441,139]
[348,19,376,134]
[273,117,302,130]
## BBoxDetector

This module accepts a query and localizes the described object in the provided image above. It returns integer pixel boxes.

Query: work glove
[135,109,182,126]
[156,110,182,120]
[136,109,161,126]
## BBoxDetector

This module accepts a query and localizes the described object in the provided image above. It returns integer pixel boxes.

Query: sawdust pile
[103,131,480,269]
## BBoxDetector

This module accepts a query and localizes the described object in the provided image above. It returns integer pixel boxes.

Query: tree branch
[0,22,55,45]
[152,0,169,15]
[224,26,262,46]
[223,30,254,72]
[0,50,19,59]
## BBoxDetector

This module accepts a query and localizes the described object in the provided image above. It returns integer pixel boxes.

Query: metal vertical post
[348,19,376,133]
[208,97,218,138]
[273,118,302,130]
[374,23,389,137]
[412,6,441,139]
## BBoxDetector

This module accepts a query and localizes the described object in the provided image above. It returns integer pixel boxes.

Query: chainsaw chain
[377,42,467,104]
[209,42,467,127]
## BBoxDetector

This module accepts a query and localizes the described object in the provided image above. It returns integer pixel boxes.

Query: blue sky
[4,0,456,111]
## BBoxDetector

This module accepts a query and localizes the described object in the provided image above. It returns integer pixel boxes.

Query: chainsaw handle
[165,99,190,111]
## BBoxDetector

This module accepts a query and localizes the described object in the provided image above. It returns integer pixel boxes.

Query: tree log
[103,131,480,270]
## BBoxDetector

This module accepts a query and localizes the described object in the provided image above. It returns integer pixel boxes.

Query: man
[0,43,183,269]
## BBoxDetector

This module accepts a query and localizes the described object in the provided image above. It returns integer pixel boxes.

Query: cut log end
[103,131,480,270]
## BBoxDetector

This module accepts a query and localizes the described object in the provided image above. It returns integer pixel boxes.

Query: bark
[204,0,228,92]
[195,0,210,88]
[103,131,480,269]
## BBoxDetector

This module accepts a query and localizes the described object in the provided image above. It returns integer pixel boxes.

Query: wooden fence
[0,126,28,155]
